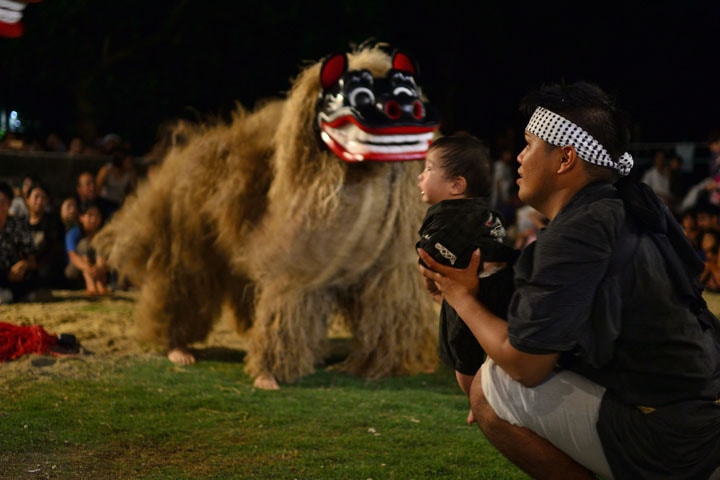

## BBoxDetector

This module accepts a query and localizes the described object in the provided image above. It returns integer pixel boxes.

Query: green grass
[0,355,529,480]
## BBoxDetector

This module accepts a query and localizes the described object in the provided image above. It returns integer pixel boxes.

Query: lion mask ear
[319,53,348,90]
[391,50,417,76]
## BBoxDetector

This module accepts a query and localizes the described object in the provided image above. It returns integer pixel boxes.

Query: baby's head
[418,133,492,205]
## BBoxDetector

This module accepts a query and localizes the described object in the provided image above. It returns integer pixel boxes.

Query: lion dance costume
[95,43,441,388]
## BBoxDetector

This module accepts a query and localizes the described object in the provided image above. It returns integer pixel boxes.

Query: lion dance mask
[0,0,40,38]
[94,43,441,389]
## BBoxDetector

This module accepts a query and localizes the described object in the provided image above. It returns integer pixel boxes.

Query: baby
[417,133,517,424]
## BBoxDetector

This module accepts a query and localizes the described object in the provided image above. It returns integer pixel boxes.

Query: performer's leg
[338,264,437,377]
[245,281,334,389]
[136,268,222,366]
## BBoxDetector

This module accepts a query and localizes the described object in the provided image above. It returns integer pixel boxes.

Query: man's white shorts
[480,358,614,479]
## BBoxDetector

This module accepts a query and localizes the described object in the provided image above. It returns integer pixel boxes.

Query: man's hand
[417,248,481,308]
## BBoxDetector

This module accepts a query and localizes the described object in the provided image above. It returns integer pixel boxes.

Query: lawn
[0,292,529,480]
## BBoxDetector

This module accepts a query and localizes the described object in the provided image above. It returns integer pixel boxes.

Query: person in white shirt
[640,149,672,205]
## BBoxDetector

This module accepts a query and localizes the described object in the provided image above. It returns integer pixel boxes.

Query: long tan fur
[94,43,438,385]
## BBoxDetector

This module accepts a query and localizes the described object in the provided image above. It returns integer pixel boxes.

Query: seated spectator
[75,171,97,211]
[96,146,138,218]
[490,146,518,224]
[59,195,79,232]
[8,174,37,219]
[0,181,38,303]
[679,177,713,213]
[45,132,67,153]
[74,170,114,221]
[667,153,692,213]
[0,132,26,150]
[700,229,720,292]
[24,181,66,288]
[695,204,720,234]
[680,208,701,254]
[97,133,122,156]
[64,201,110,296]
[512,203,548,250]
[640,149,672,206]
[67,136,99,155]
[67,137,87,155]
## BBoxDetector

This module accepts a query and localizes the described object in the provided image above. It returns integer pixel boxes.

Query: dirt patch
[0,289,254,376]
[6,288,718,381]
[1,288,357,380]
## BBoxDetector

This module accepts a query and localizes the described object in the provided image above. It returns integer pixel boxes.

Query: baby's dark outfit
[417,197,518,375]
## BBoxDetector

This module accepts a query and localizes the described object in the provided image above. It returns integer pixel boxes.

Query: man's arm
[418,248,558,386]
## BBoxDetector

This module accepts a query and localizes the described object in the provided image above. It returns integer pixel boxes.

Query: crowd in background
[0,131,144,303]
[1,126,720,304]
[1,129,118,157]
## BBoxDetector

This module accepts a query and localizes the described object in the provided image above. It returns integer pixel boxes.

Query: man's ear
[557,145,579,174]
[450,176,467,195]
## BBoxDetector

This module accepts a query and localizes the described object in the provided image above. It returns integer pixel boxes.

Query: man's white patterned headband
[526,106,633,177]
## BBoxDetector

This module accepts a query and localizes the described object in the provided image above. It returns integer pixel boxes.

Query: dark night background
[0,0,717,156]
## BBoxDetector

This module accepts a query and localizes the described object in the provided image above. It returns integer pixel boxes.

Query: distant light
[8,110,22,132]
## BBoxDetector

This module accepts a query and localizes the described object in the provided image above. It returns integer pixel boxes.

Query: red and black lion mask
[316,49,440,163]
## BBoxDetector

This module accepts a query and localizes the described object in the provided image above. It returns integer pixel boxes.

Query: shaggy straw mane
[94,42,439,386]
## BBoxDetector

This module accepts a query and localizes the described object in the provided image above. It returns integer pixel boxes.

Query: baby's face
[417,149,454,205]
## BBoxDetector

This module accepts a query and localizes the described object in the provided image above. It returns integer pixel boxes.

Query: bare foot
[168,347,195,365]
[253,373,280,390]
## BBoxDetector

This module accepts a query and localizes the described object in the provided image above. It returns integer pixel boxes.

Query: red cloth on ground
[0,322,58,361]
